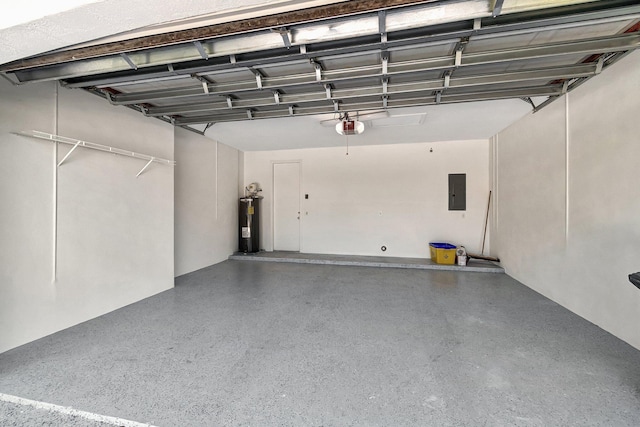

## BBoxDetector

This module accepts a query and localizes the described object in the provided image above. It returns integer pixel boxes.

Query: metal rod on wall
[15,130,176,177]
[52,86,58,283]
[136,158,155,178]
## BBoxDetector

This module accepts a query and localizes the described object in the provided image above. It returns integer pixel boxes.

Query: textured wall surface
[174,127,239,276]
[492,50,640,350]
[0,81,174,353]
[244,140,490,258]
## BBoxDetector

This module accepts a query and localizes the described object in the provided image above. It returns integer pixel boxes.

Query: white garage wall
[244,140,490,258]
[174,127,239,276]
[492,50,640,350]
[0,81,174,353]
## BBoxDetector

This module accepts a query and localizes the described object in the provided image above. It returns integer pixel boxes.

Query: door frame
[271,160,302,252]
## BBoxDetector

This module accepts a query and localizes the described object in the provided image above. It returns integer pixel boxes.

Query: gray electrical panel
[449,174,466,211]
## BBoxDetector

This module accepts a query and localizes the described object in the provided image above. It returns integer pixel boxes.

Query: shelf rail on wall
[14,130,175,177]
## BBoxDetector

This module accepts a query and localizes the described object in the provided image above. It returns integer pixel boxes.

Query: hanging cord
[345,134,349,156]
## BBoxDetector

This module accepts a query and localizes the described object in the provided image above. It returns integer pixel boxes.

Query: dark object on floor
[629,272,640,290]
[468,253,500,263]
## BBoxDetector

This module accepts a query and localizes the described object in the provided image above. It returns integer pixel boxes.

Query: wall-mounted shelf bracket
[15,130,175,177]
[136,158,155,177]
[57,139,81,167]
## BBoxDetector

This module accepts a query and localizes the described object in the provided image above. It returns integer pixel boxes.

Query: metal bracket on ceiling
[247,109,254,119]
[226,96,233,108]
[311,60,323,82]
[333,101,340,112]
[167,63,175,73]
[299,44,307,55]
[253,70,263,89]
[492,0,505,18]
[454,37,470,54]
[378,10,387,44]
[444,70,452,89]
[435,90,442,104]
[381,54,389,76]
[191,74,210,94]
[562,80,570,94]
[452,35,469,69]
[103,90,117,105]
[119,53,137,70]
[273,91,281,105]
[289,105,295,116]
[595,56,604,74]
[325,84,332,99]
[229,54,237,65]
[382,78,388,95]
[473,18,482,31]
[0,73,21,86]
[520,97,537,109]
[193,41,209,60]
[382,95,388,109]
[272,27,292,49]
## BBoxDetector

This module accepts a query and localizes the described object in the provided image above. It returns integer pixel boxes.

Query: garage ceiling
[1,0,639,149]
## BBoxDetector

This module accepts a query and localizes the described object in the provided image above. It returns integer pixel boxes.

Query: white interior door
[273,162,300,251]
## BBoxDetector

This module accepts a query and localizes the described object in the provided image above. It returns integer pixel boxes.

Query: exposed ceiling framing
[1,0,639,132]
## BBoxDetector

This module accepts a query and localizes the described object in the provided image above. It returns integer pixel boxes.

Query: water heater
[239,197,261,253]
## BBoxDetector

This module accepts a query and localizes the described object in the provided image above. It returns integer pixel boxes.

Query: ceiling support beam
[273,28,292,49]
[141,64,598,117]
[492,0,505,18]
[533,48,634,114]
[172,85,564,125]
[312,61,323,82]
[253,70,263,89]
[595,56,604,73]
[9,3,640,84]
[520,97,536,109]
[379,10,387,44]
[193,41,209,60]
[98,33,621,105]
[192,75,211,94]
[0,0,437,72]
[119,53,137,70]
[7,1,637,131]
[443,71,452,88]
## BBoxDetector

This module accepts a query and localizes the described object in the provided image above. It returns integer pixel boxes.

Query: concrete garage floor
[1,260,639,426]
